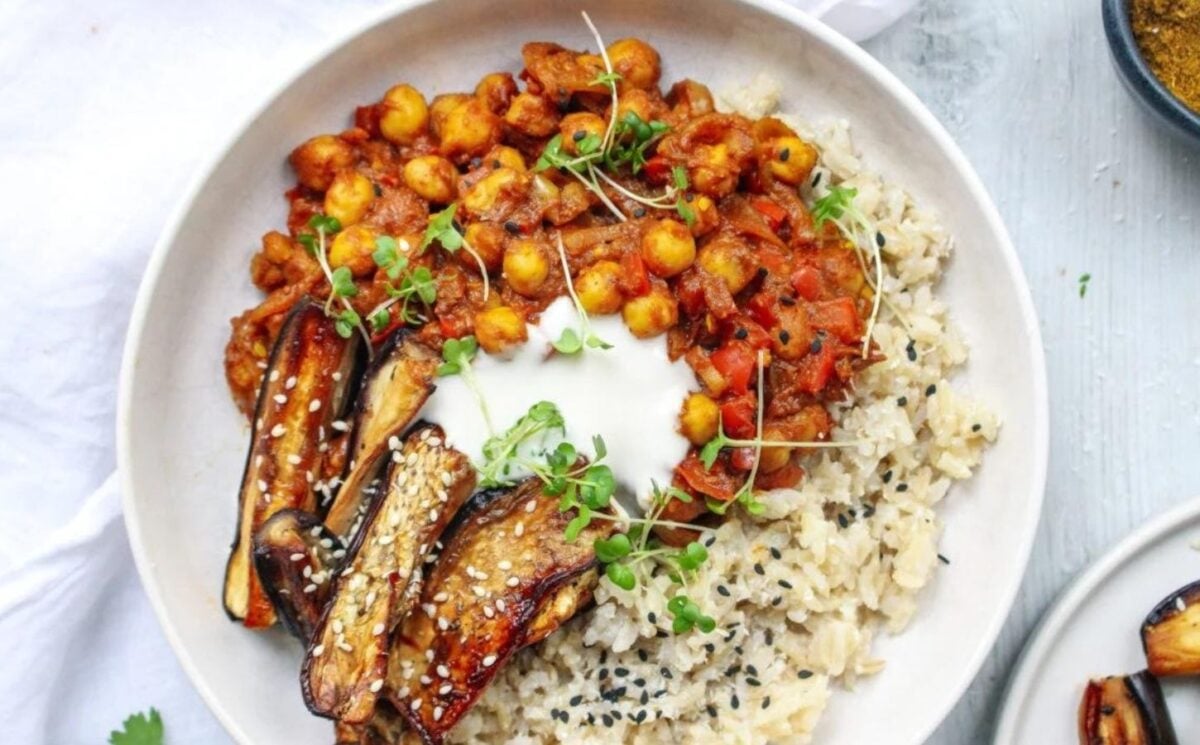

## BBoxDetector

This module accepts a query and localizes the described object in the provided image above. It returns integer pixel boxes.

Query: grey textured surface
[862,1,1200,742]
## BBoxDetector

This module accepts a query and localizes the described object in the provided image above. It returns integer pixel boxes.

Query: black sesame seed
[764,628,774,645]
[634,678,646,688]
[906,339,917,362]
[863,504,876,518]
[704,643,715,654]
[771,596,783,606]
[972,423,982,432]
[654,689,667,698]
[633,207,647,218]
[779,330,791,344]
[882,470,893,484]
[799,669,814,679]
[731,694,740,710]
[897,396,908,406]
[779,147,791,162]
[551,708,561,719]
[706,704,718,718]
[875,231,885,248]
[725,665,741,677]
[685,193,695,202]
[615,667,630,678]
[926,384,937,396]
[637,649,648,662]
[747,677,762,687]
[938,553,951,565]
[808,337,823,354]
[734,327,748,340]
[660,666,673,679]
[598,668,609,681]
[753,562,765,575]
[635,709,648,723]
[639,689,649,705]
[725,628,737,642]
[612,710,623,721]
[647,612,657,625]
[762,696,772,709]
[746,664,758,676]
[613,685,628,699]
[600,650,608,665]
[372,183,383,197]
[503,220,519,234]
[573,130,587,142]
[704,535,716,547]
[734,646,744,655]
[1101,705,1115,716]
[778,579,793,589]
[656,629,669,639]
[837,513,849,528]
[812,172,822,187]
[769,547,782,560]
[779,294,796,306]
[717,584,731,597]
[587,713,596,725]
[469,157,482,168]
[897,483,909,493]
[570,694,584,707]
[561,710,571,723]
[602,714,613,727]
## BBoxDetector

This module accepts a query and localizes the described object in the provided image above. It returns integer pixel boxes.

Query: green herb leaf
[308,214,342,235]
[590,70,623,89]
[676,197,696,228]
[695,615,717,633]
[699,430,728,470]
[368,307,391,333]
[330,266,357,298]
[672,165,689,191]
[334,308,361,339]
[422,204,464,252]
[297,233,317,255]
[606,561,636,590]
[437,335,478,377]
[564,505,592,543]
[552,327,583,355]
[594,533,632,563]
[109,708,164,745]
[811,185,858,228]
[579,464,615,508]
[592,434,608,461]
[676,541,709,571]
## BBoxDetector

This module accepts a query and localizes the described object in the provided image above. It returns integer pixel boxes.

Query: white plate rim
[115,1,1050,742]
[992,495,1200,744]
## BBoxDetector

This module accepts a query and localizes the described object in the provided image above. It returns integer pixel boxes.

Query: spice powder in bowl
[1130,0,1200,112]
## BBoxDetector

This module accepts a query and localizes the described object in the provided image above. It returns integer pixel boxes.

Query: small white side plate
[994,496,1200,744]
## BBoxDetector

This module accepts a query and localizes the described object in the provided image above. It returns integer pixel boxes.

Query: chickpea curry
[225,33,876,535]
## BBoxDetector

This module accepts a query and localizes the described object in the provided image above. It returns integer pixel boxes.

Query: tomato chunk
[618,251,651,297]
[751,197,787,232]
[710,341,756,394]
[790,266,824,301]
[719,393,757,439]
[675,452,738,502]
[809,297,861,343]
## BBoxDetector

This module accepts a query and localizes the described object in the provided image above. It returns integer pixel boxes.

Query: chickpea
[503,92,561,138]
[502,239,551,297]
[559,112,606,156]
[474,72,517,115]
[462,167,526,216]
[323,170,375,227]
[574,260,623,315]
[697,235,756,294]
[679,392,720,446]
[667,79,715,118]
[606,38,661,90]
[429,93,471,138]
[692,143,734,197]
[379,84,429,145]
[438,97,502,161]
[622,285,678,338]
[640,219,696,278]
[474,306,528,354]
[403,155,458,204]
[615,88,657,126]
[463,222,506,272]
[765,136,819,185]
[484,145,527,172]
[290,135,355,191]
[757,425,794,473]
[689,195,720,237]
[328,224,377,275]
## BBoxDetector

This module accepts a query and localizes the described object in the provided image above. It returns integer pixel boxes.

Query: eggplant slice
[223,299,360,628]
[1142,580,1200,677]
[252,509,345,641]
[303,424,476,725]
[384,478,611,744]
[324,329,438,545]
[1078,672,1178,745]
[333,700,408,745]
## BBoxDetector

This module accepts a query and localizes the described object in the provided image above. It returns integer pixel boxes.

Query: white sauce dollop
[418,297,694,509]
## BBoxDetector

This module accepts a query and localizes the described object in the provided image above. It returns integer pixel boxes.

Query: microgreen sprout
[422,204,490,301]
[672,166,696,227]
[810,185,884,358]
[300,214,372,347]
[438,335,493,434]
[551,234,612,354]
[364,235,438,333]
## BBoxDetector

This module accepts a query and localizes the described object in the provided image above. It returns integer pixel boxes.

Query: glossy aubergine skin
[223,299,360,628]
[1078,672,1178,745]
[1142,580,1200,678]
[324,328,438,545]
[302,424,476,725]
[385,478,611,744]
[252,509,344,641]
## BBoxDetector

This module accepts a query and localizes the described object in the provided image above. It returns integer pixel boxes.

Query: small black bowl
[1102,0,1200,147]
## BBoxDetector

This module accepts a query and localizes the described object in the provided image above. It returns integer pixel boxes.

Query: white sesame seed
[525,500,537,513]
[369,679,384,693]
[472,586,486,598]
[332,619,343,634]
[475,570,489,580]
[256,360,267,369]
[270,423,286,438]
[440,472,453,487]
[285,375,297,390]
[420,675,433,685]
[373,623,385,636]
[427,436,442,447]
[309,399,322,413]
[257,479,269,492]
[287,454,302,465]
[433,592,449,603]
[482,655,497,667]
[332,371,342,382]
[302,565,312,578]
[333,548,346,559]
[269,370,280,382]
[483,606,495,618]
[318,442,329,453]
[437,617,449,631]
[514,522,524,537]
[495,599,506,612]
[254,454,263,468]
[256,417,264,430]
[466,566,476,579]
[420,428,431,441]
[433,705,444,721]
[506,577,520,587]
[365,590,377,606]
[388,435,402,450]
[436,489,448,502]
[273,393,287,405]
[429,509,439,523]
[406,452,419,466]
[319,538,333,549]
[438,683,452,695]
[338,641,353,653]
[311,644,325,657]
[304,584,318,593]
[411,699,422,712]
[290,552,305,562]
[310,526,323,537]
[331,420,349,432]
[425,650,435,662]
[378,534,394,546]
[436,664,450,678]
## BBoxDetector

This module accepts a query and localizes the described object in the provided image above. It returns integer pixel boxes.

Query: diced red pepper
[729,446,756,471]
[790,266,824,301]
[751,197,788,232]
[619,251,651,297]
[809,297,861,343]
[642,156,672,186]
[719,393,758,439]
[795,342,837,394]
[729,317,772,351]
[746,292,778,329]
[710,341,756,394]
[675,452,739,502]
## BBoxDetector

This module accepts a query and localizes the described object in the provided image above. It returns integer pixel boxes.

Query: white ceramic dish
[994,497,1200,744]
[116,1,1048,743]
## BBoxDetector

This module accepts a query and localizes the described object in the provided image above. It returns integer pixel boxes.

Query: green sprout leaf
[552,327,584,355]
[594,533,632,563]
[109,708,164,745]
[590,70,623,89]
[564,505,592,543]
[676,541,709,571]
[308,214,342,235]
[334,308,361,339]
[676,197,696,228]
[606,561,636,591]
[422,204,464,251]
[437,335,478,377]
[1078,272,1091,298]
[811,185,858,228]
[672,165,689,191]
[368,307,391,333]
[330,266,357,298]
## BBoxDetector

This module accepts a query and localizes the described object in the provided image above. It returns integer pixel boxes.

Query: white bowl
[117,1,1048,743]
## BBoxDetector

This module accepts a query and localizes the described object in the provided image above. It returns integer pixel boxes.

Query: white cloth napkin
[0,1,914,742]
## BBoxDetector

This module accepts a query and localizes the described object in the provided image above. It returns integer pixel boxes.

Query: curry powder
[1131,0,1200,112]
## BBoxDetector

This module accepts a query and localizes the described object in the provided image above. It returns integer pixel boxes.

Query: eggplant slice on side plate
[383,478,612,744]
[223,298,361,629]
[252,509,345,641]
[303,424,476,725]
[1078,672,1178,745]
[324,329,438,546]
[1142,580,1200,678]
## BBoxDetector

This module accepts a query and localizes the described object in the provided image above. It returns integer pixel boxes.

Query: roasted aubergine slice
[303,425,475,725]
[333,700,408,745]
[223,299,360,628]
[252,509,345,641]
[1142,580,1200,677]
[324,329,438,545]
[384,478,611,744]
[1078,672,1178,745]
